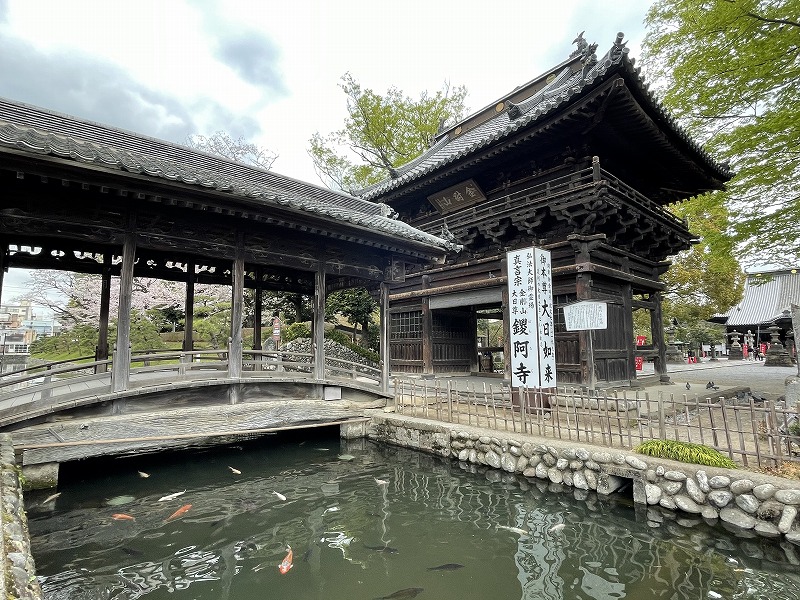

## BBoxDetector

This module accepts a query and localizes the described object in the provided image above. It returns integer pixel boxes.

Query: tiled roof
[0,97,458,255]
[359,33,731,201]
[717,270,800,327]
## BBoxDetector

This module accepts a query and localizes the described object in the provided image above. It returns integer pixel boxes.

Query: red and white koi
[278,546,293,574]
[112,513,135,521]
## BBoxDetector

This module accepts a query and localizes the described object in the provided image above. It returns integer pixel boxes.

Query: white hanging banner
[506,247,556,388]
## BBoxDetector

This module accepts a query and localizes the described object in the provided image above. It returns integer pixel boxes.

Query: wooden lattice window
[391,311,422,339]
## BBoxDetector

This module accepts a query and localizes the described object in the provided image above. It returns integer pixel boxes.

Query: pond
[27,429,800,600]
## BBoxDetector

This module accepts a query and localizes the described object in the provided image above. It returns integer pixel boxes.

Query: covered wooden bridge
[0,97,456,481]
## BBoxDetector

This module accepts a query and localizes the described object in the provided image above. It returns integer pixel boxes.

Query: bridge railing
[0,347,382,415]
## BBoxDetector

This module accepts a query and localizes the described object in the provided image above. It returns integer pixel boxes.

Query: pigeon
[685,382,691,390]
[706,381,719,391]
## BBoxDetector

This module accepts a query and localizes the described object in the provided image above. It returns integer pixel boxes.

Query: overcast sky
[0,0,654,313]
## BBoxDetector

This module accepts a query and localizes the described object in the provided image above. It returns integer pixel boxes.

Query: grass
[635,439,738,469]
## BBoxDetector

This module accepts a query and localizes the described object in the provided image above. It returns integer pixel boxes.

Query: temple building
[360,33,731,385]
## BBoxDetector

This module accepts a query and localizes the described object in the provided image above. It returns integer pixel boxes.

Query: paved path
[639,358,798,402]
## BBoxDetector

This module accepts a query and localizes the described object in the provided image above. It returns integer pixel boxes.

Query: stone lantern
[728,330,743,360]
[765,324,793,366]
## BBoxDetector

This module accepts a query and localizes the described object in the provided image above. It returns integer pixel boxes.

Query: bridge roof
[0,97,458,256]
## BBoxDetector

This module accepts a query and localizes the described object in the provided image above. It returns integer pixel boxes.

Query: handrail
[0,347,382,413]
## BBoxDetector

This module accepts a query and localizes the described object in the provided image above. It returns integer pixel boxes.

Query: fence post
[179,352,187,377]
[658,392,666,440]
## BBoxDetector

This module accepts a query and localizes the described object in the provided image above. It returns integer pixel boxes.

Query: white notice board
[563,301,608,331]
[506,247,556,388]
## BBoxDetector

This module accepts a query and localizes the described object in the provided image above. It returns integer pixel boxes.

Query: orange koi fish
[165,504,192,522]
[112,513,135,521]
[278,546,293,574]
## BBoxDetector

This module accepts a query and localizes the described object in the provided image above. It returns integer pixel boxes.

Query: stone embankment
[368,413,800,544]
[0,434,42,600]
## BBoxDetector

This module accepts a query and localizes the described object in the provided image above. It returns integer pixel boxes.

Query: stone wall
[0,434,42,600]
[368,413,800,544]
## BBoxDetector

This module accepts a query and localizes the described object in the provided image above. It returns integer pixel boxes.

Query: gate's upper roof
[0,97,458,255]
[358,33,731,204]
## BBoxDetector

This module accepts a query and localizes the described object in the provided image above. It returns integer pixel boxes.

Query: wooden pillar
[469,307,479,373]
[183,261,195,352]
[575,272,593,386]
[651,291,668,381]
[229,235,244,379]
[379,281,390,393]
[421,275,433,374]
[112,227,136,392]
[313,263,326,379]
[253,269,263,351]
[96,253,112,372]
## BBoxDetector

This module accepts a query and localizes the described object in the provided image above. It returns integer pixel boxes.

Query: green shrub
[635,440,737,469]
[283,322,311,343]
[790,421,800,437]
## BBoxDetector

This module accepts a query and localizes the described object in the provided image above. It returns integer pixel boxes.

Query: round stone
[612,454,626,465]
[626,455,648,470]
[548,467,563,484]
[575,448,590,461]
[753,483,777,501]
[664,470,687,482]
[458,448,469,461]
[569,460,583,471]
[775,489,800,505]
[562,470,574,487]
[584,469,598,490]
[696,470,710,493]
[573,471,588,490]
[659,496,676,510]
[674,494,702,514]
[535,462,549,479]
[685,478,706,504]
[501,453,517,472]
[719,507,756,530]
[542,453,557,467]
[754,521,781,538]
[708,490,734,508]
[556,458,569,470]
[509,445,522,457]
[701,506,719,520]
[730,479,755,495]
[485,450,501,469]
[521,442,534,457]
[655,465,665,476]
[645,483,662,505]
[709,475,731,489]
[592,452,612,464]
[735,494,760,514]
[778,505,798,534]
[661,481,683,496]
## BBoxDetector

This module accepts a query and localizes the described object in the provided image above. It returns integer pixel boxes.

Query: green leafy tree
[193,294,232,348]
[309,73,468,193]
[326,288,377,347]
[642,0,800,266]
[664,196,745,316]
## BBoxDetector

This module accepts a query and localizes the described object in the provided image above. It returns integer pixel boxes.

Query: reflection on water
[28,431,800,600]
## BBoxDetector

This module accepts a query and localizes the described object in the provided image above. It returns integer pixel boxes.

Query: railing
[394,378,800,469]
[0,348,382,417]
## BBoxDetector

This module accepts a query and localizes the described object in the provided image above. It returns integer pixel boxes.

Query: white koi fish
[158,490,187,502]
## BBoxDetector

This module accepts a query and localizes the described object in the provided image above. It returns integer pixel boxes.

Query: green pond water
[26,430,800,600]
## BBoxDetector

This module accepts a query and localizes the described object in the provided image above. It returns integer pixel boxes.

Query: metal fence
[393,378,800,469]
